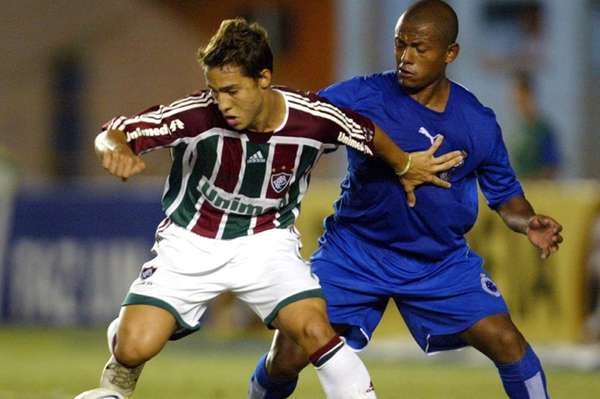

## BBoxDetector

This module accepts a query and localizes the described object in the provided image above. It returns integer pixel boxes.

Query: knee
[114,324,163,367]
[275,298,336,352]
[297,317,337,349]
[284,317,336,357]
[491,329,527,363]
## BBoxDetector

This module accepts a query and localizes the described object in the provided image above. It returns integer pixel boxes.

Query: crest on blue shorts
[480,273,501,297]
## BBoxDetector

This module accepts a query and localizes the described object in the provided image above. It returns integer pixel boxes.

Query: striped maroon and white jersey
[104,87,376,239]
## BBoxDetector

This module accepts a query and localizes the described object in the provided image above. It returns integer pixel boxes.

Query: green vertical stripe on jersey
[169,135,220,227]
[162,144,186,211]
[221,142,266,238]
[221,213,251,239]
[238,142,267,198]
[276,145,319,227]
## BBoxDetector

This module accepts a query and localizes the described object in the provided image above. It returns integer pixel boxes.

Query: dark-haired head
[198,18,273,79]
[394,0,460,92]
[402,0,458,46]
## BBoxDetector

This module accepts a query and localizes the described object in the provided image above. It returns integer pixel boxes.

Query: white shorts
[123,221,322,339]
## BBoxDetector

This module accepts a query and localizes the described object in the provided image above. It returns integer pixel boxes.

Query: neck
[408,76,451,113]
[249,89,285,132]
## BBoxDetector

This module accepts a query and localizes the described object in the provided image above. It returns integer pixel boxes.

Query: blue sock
[495,345,549,398]
[249,353,298,399]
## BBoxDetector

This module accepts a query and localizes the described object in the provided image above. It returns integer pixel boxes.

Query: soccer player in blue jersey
[248,1,563,398]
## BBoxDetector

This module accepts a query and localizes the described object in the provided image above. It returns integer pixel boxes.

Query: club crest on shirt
[271,172,293,193]
[480,273,501,297]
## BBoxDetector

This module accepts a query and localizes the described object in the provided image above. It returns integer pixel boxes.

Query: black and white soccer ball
[74,388,124,399]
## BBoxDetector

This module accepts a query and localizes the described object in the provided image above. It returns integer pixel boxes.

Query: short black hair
[404,0,459,45]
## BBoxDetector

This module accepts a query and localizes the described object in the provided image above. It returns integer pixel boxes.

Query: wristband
[396,154,412,177]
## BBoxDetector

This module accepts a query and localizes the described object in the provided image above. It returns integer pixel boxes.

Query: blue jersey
[319,71,523,261]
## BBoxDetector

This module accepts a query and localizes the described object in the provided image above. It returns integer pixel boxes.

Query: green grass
[1,326,599,398]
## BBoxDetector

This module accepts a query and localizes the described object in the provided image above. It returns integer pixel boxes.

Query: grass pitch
[1,326,599,398]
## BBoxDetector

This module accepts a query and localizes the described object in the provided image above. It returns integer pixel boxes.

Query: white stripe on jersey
[286,97,367,142]
[272,89,290,133]
[110,93,213,131]
[133,132,206,155]
[137,94,213,121]
[109,116,128,131]
[185,135,224,230]
[274,143,304,227]
[247,142,276,236]
[283,91,367,139]
[167,92,212,109]
[162,135,204,217]
[214,138,248,239]
[149,92,212,114]
[294,146,324,218]
[120,98,213,129]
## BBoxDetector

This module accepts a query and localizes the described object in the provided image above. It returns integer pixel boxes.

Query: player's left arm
[496,195,563,259]
[478,118,563,258]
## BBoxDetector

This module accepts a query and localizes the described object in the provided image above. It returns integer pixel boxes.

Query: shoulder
[318,70,397,109]
[131,91,217,122]
[276,86,344,114]
[320,71,395,96]
[450,81,498,126]
[163,90,215,113]
[275,86,373,132]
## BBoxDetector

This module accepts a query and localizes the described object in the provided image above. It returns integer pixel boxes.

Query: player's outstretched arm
[496,195,564,259]
[95,129,146,181]
[372,126,464,207]
[400,135,465,206]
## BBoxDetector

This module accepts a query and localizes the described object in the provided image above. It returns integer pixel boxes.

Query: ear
[257,69,272,89]
[445,42,459,65]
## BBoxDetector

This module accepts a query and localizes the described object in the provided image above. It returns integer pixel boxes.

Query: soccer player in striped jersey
[79,18,464,399]
[249,1,563,399]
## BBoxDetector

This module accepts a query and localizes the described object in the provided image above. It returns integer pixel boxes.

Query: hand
[98,138,146,181]
[400,135,464,207]
[526,215,563,259]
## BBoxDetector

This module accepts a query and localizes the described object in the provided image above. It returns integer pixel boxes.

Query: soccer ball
[74,388,125,399]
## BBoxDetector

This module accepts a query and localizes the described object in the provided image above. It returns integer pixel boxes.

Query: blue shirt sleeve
[477,121,524,209]
[318,76,365,109]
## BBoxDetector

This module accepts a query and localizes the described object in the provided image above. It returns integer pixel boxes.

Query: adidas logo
[247,151,266,163]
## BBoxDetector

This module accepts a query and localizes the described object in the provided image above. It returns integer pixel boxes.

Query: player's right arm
[95,128,145,180]
[95,91,214,180]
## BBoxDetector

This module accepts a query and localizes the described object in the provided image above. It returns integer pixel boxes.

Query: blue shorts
[311,224,508,353]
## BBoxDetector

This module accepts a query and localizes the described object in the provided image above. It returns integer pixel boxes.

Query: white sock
[312,340,376,399]
[100,317,144,397]
[100,355,144,397]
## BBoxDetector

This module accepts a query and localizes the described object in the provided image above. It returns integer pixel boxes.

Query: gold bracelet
[396,154,412,177]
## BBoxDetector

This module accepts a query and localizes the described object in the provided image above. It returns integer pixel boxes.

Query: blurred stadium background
[1,0,600,398]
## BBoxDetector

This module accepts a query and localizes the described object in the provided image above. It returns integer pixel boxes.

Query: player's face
[394,18,457,91]
[204,65,269,131]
